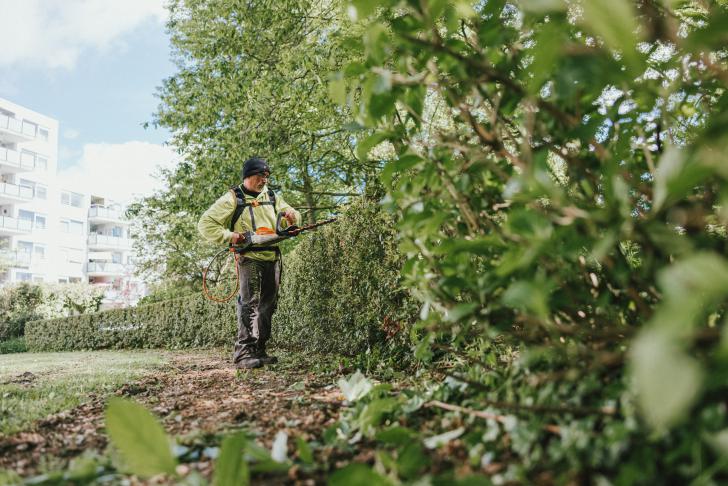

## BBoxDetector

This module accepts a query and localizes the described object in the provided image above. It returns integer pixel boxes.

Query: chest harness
[229,186,281,258]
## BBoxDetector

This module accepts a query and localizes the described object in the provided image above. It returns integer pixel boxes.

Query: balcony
[0,147,34,173]
[0,114,36,143]
[88,205,127,224]
[0,250,31,268]
[0,182,33,204]
[87,262,125,277]
[0,216,32,235]
[87,233,131,250]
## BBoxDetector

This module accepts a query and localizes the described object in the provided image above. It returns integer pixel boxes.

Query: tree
[131,0,370,285]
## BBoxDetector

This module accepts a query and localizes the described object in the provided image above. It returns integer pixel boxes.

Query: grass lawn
[0,350,168,436]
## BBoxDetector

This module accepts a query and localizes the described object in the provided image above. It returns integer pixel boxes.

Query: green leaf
[381,153,422,185]
[329,463,393,486]
[105,397,176,478]
[357,132,391,162]
[653,146,683,212]
[213,431,249,486]
[375,426,417,446]
[580,0,642,71]
[527,22,564,94]
[501,280,550,319]
[630,329,703,430]
[518,0,566,13]
[328,76,347,106]
[396,442,427,479]
[296,437,314,465]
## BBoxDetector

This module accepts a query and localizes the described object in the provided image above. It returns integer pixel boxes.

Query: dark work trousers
[233,257,281,363]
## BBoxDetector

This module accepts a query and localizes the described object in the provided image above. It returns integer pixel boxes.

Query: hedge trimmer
[202,213,337,302]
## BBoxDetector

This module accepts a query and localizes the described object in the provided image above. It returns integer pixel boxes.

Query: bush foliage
[275,190,418,356]
[327,0,728,482]
[25,294,235,352]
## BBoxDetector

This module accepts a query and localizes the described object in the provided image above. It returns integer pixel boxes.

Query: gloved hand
[230,232,246,245]
[283,209,297,225]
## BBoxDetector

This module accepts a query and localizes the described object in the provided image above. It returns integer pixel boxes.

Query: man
[198,157,300,369]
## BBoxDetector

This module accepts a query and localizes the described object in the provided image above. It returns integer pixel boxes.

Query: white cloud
[0,0,167,70]
[57,141,178,204]
[63,128,80,140]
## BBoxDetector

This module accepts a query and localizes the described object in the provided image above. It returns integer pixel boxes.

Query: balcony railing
[87,262,125,274]
[87,233,131,248]
[0,147,23,168]
[88,205,125,221]
[0,216,32,232]
[0,114,37,139]
[0,182,33,200]
[0,250,31,267]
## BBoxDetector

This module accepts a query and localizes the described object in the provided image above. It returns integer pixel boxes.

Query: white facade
[0,97,144,307]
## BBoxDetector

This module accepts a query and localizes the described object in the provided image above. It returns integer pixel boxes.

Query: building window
[60,219,84,235]
[58,277,69,284]
[17,272,32,282]
[36,157,47,171]
[112,252,122,264]
[18,210,33,223]
[61,191,84,208]
[69,277,82,283]
[35,215,46,229]
[39,128,49,141]
[34,245,45,260]
[19,178,34,191]
[112,226,123,238]
[19,180,47,200]
[17,241,33,255]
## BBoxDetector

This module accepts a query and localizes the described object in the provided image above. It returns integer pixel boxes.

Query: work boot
[235,357,263,369]
[257,348,278,365]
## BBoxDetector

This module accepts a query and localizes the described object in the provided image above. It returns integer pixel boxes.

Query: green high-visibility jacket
[197,185,301,262]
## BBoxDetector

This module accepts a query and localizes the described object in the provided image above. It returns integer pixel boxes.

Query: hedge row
[25,293,235,352]
[26,193,418,355]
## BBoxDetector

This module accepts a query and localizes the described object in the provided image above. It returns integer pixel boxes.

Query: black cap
[241,157,270,179]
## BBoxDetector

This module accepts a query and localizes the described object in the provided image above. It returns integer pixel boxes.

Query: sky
[0,0,179,203]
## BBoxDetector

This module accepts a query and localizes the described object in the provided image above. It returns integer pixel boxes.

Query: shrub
[25,293,235,352]
[0,337,27,354]
[274,190,418,357]
[0,283,43,340]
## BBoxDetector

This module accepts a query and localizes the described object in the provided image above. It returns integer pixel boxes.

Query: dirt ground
[0,349,348,483]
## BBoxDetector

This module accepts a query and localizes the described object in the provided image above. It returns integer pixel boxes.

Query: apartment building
[0,97,143,307]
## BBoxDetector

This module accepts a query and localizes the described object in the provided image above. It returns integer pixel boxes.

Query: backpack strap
[229,186,278,233]
[229,186,246,232]
[268,188,277,213]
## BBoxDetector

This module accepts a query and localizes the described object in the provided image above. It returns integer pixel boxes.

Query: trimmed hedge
[274,191,418,356]
[27,192,418,355]
[26,294,235,352]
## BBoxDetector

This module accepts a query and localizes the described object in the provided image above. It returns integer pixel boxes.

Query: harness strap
[229,186,277,233]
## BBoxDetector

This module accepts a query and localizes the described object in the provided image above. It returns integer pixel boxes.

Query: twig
[426,400,561,435]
